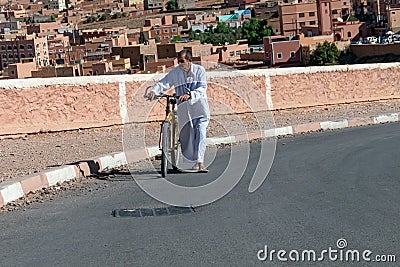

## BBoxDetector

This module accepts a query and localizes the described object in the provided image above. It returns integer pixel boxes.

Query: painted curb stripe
[97,153,128,171]
[373,113,399,124]
[0,182,24,204]
[264,126,293,138]
[320,120,349,130]
[46,165,77,186]
[206,136,235,145]
[147,146,160,158]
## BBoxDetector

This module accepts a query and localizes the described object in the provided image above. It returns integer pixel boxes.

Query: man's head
[177,49,192,72]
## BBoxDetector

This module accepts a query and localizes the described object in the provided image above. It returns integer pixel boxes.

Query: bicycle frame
[159,95,178,150]
[158,94,180,176]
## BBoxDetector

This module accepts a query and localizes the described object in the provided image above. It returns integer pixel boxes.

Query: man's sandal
[192,164,209,173]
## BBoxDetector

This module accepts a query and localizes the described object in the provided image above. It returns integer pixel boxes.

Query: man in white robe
[147,49,210,171]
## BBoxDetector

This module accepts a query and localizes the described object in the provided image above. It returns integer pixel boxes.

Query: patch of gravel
[1,99,400,185]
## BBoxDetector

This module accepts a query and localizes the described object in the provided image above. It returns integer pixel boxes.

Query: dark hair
[177,49,192,62]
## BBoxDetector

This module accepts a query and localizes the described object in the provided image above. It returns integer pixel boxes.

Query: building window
[21,53,25,58]
[277,52,282,59]
[300,22,306,27]
[309,12,315,16]
[242,49,247,54]
[163,29,169,33]
[229,51,234,56]
[3,63,7,67]
[7,45,12,50]
[299,13,305,17]
[19,44,24,49]
[347,31,351,37]
[332,10,338,14]
[1,46,5,50]
[310,21,316,25]
[29,53,34,57]
[290,51,296,58]
[171,28,177,33]
[156,30,161,34]
[236,51,240,56]
[28,44,32,50]
[14,54,18,59]
[8,54,13,58]
[164,36,169,39]
[2,54,6,59]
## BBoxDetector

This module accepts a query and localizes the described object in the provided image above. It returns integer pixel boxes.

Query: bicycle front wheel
[161,121,171,178]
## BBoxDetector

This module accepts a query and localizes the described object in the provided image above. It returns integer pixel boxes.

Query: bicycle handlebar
[144,86,180,100]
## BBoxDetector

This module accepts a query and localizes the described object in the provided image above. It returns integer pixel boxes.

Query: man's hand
[146,91,156,101]
[179,93,190,102]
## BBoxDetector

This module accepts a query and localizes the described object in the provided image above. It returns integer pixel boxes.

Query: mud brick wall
[1,63,399,135]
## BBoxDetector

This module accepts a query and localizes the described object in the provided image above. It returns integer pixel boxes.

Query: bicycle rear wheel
[171,120,180,170]
[161,121,170,178]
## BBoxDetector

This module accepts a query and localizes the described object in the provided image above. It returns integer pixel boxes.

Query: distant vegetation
[166,0,178,10]
[84,12,128,24]
[188,19,274,46]
[309,41,340,66]
[308,41,365,66]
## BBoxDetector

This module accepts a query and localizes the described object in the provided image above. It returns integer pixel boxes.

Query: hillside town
[0,0,399,79]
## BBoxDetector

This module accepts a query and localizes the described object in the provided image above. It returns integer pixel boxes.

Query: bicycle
[145,87,180,177]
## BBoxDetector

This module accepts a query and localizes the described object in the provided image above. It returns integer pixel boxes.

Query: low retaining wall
[1,63,400,136]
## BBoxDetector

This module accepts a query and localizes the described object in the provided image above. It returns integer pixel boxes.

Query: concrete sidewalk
[1,110,399,208]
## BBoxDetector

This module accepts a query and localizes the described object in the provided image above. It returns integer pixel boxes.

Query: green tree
[166,0,178,10]
[309,41,340,66]
[189,23,238,45]
[338,45,357,64]
[139,32,148,44]
[112,12,122,19]
[99,14,108,21]
[171,35,182,42]
[49,14,56,22]
[188,30,197,40]
[242,18,273,45]
[85,15,96,23]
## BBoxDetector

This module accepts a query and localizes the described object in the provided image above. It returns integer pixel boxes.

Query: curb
[1,112,399,207]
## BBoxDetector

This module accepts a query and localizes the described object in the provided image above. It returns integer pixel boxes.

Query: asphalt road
[1,123,400,266]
